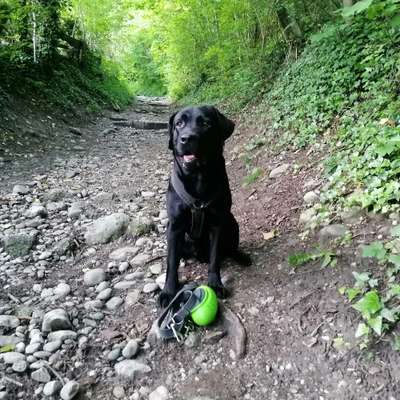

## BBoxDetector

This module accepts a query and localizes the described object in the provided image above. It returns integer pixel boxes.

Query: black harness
[171,164,220,240]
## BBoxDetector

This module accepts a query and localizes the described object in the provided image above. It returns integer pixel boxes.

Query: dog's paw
[158,290,174,309]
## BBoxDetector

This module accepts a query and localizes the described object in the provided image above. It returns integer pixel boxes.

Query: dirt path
[0,98,399,400]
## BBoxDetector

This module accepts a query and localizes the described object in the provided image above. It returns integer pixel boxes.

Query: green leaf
[388,254,400,266]
[381,308,396,322]
[388,284,400,298]
[390,14,400,28]
[368,316,383,336]
[390,225,400,237]
[346,287,362,301]
[0,344,15,353]
[341,0,374,18]
[361,242,387,261]
[352,271,370,284]
[353,291,382,317]
[355,322,370,338]
[287,252,315,267]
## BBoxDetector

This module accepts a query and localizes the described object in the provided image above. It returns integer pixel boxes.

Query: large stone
[127,216,154,237]
[47,330,77,342]
[12,184,30,195]
[42,309,72,332]
[149,386,169,400]
[318,224,349,245]
[1,352,26,364]
[109,246,138,261]
[3,233,36,257]
[25,204,47,218]
[85,213,129,245]
[54,283,71,298]
[60,381,80,400]
[105,297,124,311]
[299,208,316,226]
[84,268,106,286]
[31,367,51,383]
[0,315,19,329]
[122,339,139,359]
[0,336,20,346]
[269,164,289,178]
[68,202,84,220]
[125,289,140,306]
[130,253,151,267]
[44,189,66,202]
[114,359,151,380]
[43,381,62,397]
[303,191,319,205]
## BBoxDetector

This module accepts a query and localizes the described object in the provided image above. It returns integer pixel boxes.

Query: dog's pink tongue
[183,154,196,162]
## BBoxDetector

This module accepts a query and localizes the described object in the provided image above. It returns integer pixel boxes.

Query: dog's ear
[213,107,235,141]
[168,112,177,150]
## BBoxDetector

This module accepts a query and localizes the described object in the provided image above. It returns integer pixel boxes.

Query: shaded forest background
[1,0,386,110]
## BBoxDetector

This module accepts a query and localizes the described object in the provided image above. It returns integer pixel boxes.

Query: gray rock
[3,233,36,257]
[0,392,8,400]
[60,381,80,400]
[97,288,112,301]
[125,289,140,306]
[47,201,66,212]
[1,352,26,364]
[38,250,52,260]
[303,191,319,205]
[44,189,66,202]
[0,315,19,329]
[31,366,51,383]
[54,283,71,298]
[47,330,77,342]
[341,207,363,224]
[156,274,166,290]
[318,224,349,245]
[122,340,139,359]
[127,216,154,237]
[149,263,162,275]
[130,253,151,267]
[105,297,124,311]
[107,347,121,361]
[114,281,136,291]
[84,269,106,286]
[12,360,28,373]
[96,281,110,292]
[85,213,129,245]
[184,332,200,348]
[25,204,47,218]
[43,340,62,353]
[299,208,316,225]
[42,309,72,332]
[109,246,138,261]
[143,283,159,294]
[12,184,30,195]
[149,386,169,400]
[68,202,84,220]
[43,380,62,397]
[25,342,41,354]
[269,164,289,178]
[114,359,151,380]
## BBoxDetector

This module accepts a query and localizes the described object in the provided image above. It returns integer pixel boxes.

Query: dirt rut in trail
[0,98,399,400]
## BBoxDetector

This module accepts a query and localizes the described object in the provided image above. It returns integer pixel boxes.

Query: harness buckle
[169,317,184,343]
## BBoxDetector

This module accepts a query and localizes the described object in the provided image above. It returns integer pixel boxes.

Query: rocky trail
[1,98,399,400]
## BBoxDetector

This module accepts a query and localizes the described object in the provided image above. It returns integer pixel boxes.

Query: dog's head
[168,105,234,171]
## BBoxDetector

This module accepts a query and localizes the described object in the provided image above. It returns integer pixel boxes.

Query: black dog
[159,105,251,308]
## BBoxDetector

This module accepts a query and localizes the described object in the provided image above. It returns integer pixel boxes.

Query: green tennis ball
[190,285,218,326]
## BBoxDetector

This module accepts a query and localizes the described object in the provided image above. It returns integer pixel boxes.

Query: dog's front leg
[208,225,228,298]
[159,224,184,308]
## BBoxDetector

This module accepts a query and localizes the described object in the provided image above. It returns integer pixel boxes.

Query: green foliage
[288,249,337,268]
[243,167,263,186]
[340,238,400,348]
[263,0,400,214]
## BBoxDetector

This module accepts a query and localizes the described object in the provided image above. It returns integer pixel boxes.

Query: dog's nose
[180,135,192,144]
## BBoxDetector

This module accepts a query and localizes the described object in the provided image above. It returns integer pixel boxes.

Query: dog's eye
[175,119,185,128]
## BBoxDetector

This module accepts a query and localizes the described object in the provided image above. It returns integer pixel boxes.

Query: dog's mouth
[183,154,197,163]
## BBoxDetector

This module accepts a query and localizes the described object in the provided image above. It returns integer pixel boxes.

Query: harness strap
[157,284,201,341]
[171,168,219,240]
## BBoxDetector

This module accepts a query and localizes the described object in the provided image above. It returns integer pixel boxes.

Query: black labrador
[159,105,251,308]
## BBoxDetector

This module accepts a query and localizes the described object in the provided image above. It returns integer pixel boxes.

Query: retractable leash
[157,284,218,343]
